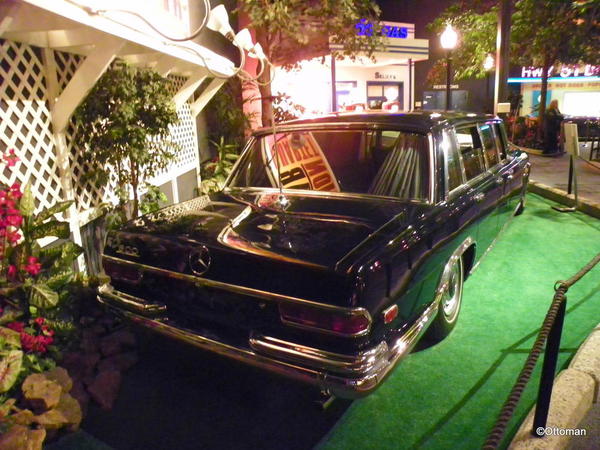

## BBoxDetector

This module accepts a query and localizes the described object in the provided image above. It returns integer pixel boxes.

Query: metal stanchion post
[553,122,579,213]
[532,298,567,436]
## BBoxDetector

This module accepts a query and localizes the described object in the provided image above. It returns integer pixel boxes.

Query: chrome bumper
[98,284,438,399]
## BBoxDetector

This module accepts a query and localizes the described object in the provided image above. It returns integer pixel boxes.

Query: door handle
[473,193,485,203]
[505,174,514,181]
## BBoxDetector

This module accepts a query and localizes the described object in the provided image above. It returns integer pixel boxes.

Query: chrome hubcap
[442,259,462,321]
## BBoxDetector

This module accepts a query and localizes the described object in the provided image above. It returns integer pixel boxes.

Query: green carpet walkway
[318,193,600,450]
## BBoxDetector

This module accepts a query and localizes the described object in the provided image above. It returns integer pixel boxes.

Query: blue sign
[355,19,408,39]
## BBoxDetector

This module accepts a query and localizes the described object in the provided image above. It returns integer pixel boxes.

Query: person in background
[543,99,564,155]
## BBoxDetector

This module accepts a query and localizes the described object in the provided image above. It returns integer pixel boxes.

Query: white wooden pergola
[0,0,235,257]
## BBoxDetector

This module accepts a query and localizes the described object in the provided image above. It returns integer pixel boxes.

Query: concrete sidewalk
[523,149,600,218]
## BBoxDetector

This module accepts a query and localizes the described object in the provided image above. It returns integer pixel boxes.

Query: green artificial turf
[318,193,600,450]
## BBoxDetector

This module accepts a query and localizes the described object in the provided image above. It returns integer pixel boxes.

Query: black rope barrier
[482,252,600,449]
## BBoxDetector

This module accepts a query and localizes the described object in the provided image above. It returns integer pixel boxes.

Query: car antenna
[270,105,289,210]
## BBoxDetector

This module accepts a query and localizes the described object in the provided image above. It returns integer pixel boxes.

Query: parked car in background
[99,111,530,398]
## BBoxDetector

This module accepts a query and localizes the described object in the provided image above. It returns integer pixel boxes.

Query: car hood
[123,189,426,272]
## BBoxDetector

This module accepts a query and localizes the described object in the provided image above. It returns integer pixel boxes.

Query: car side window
[443,129,464,192]
[493,123,508,160]
[455,126,486,180]
[479,123,500,167]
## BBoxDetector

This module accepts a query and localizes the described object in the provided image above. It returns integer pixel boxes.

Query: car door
[495,122,527,217]
[454,124,501,253]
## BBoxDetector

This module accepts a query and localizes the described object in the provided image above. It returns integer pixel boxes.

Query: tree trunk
[258,68,273,127]
[537,56,552,141]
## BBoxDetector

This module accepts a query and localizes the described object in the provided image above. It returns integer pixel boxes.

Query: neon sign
[356,19,408,39]
[521,64,599,78]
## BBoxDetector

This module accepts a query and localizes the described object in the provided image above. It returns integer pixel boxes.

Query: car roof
[254,110,498,135]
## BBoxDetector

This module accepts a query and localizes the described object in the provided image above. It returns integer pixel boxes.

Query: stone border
[509,323,600,449]
[529,181,600,220]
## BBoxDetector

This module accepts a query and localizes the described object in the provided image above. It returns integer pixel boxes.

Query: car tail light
[279,303,370,336]
[103,260,142,284]
[382,304,399,324]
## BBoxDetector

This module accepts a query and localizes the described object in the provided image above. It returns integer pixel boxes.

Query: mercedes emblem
[189,246,211,276]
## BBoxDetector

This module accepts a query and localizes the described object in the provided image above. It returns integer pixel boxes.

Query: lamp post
[484,53,495,113]
[440,24,458,111]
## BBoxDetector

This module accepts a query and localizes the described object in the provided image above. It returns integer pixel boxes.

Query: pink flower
[24,256,41,276]
[7,265,17,280]
[7,230,21,244]
[20,332,36,352]
[3,149,19,167]
[34,317,45,326]
[9,183,21,199]
[7,321,25,332]
[6,214,22,227]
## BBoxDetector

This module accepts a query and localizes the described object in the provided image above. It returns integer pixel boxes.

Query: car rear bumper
[98,284,438,399]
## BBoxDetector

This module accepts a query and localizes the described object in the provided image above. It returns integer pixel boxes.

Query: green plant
[139,184,167,216]
[204,77,252,156]
[73,61,179,221]
[200,138,240,195]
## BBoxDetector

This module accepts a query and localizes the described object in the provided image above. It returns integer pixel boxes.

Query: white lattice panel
[1,38,200,226]
[54,50,84,94]
[0,39,64,212]
[148,74,199,186]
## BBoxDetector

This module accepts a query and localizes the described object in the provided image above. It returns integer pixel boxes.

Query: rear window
[228,129,431,201]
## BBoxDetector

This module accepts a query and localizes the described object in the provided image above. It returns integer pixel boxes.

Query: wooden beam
[52,36,125,132]
[153,55,175,76]
[190,78,226,117]
[173,70,208,109]
[42,47,86,270]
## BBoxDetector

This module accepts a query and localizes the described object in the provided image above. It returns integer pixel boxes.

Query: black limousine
[99,111,530,398]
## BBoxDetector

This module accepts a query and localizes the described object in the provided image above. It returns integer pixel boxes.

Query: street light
[440,24,458,111]
[484,53,495,113]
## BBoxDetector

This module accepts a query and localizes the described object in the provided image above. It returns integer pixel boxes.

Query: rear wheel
[428,256,464,341]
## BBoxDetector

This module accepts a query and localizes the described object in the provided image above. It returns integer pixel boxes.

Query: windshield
[227,129,430,201]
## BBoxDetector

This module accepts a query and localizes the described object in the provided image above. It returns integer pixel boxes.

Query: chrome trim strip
[97,293,439,399]
[224,186,429,205]
[249,335,388,375]
[102,256,372,334]
[98,284,167,315]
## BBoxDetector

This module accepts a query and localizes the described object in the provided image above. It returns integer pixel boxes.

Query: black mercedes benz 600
[99,111,530,398]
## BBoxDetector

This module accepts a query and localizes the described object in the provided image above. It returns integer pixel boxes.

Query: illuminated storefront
[271,21,429,118]
[508,65,600,117]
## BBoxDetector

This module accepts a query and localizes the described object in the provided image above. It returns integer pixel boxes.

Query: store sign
[521,64,599,78]
[375,72,397,80]
[356,19,408,39]
[433,84,459,89]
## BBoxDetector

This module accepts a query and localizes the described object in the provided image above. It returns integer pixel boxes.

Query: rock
[80,332,100,353]
[0,424,46,450]
[69,380,89,418]
[81,352,101,376]
[90,323,106,336]
[97,351,139,372]
[60,352,84,380]
[99,337,121,357]
[22,374,62,412]
[82,374,96,387]
[34,392,82,431]
[99,329,136,356]
[79,316,95,327]
[87,369,122,411]
[44,367,72,393]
